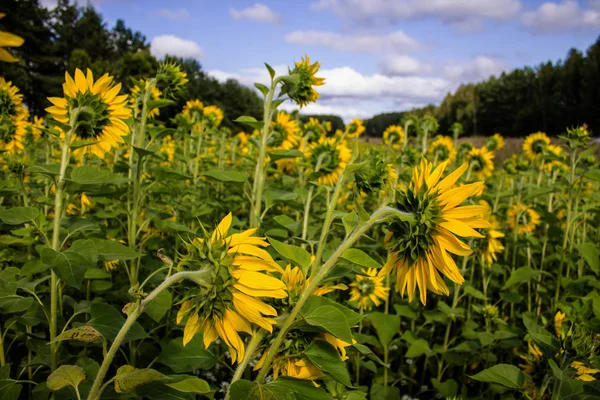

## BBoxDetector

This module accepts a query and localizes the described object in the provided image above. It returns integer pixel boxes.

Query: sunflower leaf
[304,341,352,387]
[267,237,311,274]
[302,305,353,343]
[469,364,525,389]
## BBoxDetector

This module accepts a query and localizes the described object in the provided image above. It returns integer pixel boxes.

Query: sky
[41,0,600,121]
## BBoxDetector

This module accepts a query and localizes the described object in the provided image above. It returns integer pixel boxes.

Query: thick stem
[255,207,413,383]
[301,186,315,243]
[226,330,266,398]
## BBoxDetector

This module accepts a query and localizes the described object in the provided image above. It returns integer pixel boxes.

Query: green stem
[226,331,266,398]
[301,186,315,243]
[255,207,413,383]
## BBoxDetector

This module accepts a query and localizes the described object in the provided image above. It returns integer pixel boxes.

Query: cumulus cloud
[378,55,433,76]
[157,8,191,20]
[311,0,521,30]
[230,3,282,24]
[443,56,510,82]
[285,30,420,53]
[150,35,204,59]
[522,0,600,33]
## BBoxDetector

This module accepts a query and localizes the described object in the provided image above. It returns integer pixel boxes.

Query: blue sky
[42,0,600,120]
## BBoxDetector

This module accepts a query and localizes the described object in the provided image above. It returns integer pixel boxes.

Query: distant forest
[1,0,598,138]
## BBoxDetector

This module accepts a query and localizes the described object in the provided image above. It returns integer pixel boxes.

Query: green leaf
[431,378,458,398]
[47,365,86,391]
[267,237,311,273]
[370,385,400,400]
[0,365,22,400]
[268,377,331,400]
[342,211,358,237]
[302,296,363,327]
[89,303,147,343]
[234,116,264,131]
[367,312,400,348]
[352,343,385,367]
[147,99,175,109]
[268,149,303,161]
[529,331,561,356]
[166,376,214,399]
[157,336,216,373]
[302,305,353,343]
[549,359,577,381]
[70,139,100,150]
[469,364,525,389]
[41,247,95,288]
[254,82,270,96]
[575,242,600,275]
[341,248,382,269]
[114,365,165,393]
[273,215,299,233]
[462,284,486,300]
[90,238,141,261]
[55,325,102,343]
[149,127,177,140]
[502,267,539,290]
[304,341,352,386]
[0,207,39,225]
[228,380,295,400]
[265,63,276,79]
[203,170,248,183]
[70,166,111,185]
[405,339,433,358]
[146,289,172,323]
[132,145,157,159]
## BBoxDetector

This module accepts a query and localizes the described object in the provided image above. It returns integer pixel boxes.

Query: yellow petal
[439,219,485,238]
[212,212,232,242]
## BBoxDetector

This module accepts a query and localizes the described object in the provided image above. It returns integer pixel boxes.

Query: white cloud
[378,55,432,76]
[311,0,521,30]
[522,1,600,33]
[229,3,282,24]
[150,35,204,59]
[157,8,191,20]
[40,0,58,8]
[443,56,510,82]
[285,30,420,53]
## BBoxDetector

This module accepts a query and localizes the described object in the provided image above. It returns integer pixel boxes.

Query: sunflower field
[2,20,600,400]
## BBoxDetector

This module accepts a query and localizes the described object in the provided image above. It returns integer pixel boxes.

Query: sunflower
[282,264,347,299]
[428,135,457,164]
[269,111,299,150]
[0,117,26,155]
[182,99,204,122]
[159,136,175,166]
[283,54,325,108]
[554,311,565,337]
[301,117,326,145]
[382,158,490,305]
[129,79,161,119]
[349,268,389,310]
[478,201,504,266]
[305,137,352,186]
[104,260,119,271]
[0,77,26,123]
[383,125,404,151]
[485,133,505,151]
[203,105,223,128]
[345,119,365,139]
[46,68,131,159]
[0,13,24,63]
[27,116,45,141]
[466,147,494,179]
[571,362,600,381]
[518,341,543,374]
[507,204,540,235]
[176,213,287,363]
[523,132,551,160]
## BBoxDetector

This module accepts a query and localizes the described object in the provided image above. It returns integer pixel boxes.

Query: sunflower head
[269,111,299,149]
[305,137,351,186]
[428,135,457,164]
[354,148,391,196]
[349,268,389,310]
[474,200,504,266]
[182,99,204,123]
[345,119,365,139]
[383,125,404,150]
[457,141,473,163]
[129,79,162,119]
[0,77,25,123]
[302,117,326,144]
[202,105,224,128]
[282,54,325,108]
[466,147,494,179]
[46,69,131,159]
[486,133,505,151]
[157,61,188,98]
[562,125,591,149]
[0,117,26,155]
[507,204,540,235]
[175,213,286,363]
[523,132,551,160]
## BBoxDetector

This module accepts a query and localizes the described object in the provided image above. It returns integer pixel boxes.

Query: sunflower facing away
[305,137,352,186]
[466,147,495,179]
[382,158,490,305]
[182,99,204,123]
[176,213,287,363]
[383,125,404,151]
[428,135,457,164]
[282,264,347,300]
[345,118,365,139]
[46,68,131,158]
[486,133,505,151]
[283,54,325,108]
[129,79,161,119]
[0,77,28,154]
[301,117,326,146]
[478,200,504,266]
[349,268,389,310]
[269,111,299,150]
[0,13,24,63]
[523,132,551,161]
[203,105,224,128]
[507,204,540,235]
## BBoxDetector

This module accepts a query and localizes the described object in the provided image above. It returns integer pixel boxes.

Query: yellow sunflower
[301,117,326,145]
[269,111,299,150]
[176,213,287,363]
[571,362,600,381]
[282,264,347,299]
[479,201,504,266]
[349,268,389,310]
[27,116,45,141]
[283,54,325,108]
[485,133,505,151]
[554,311,565,337]
[345,118,365,139]
[46,68,131,159]
[203,105,224,127]
[129,79,161,119]
[507,204,540,235]
[159,135,175,166]
[383,125,404,151]
[428,135,457,164]
[1,117,26,155]
[382,158,490,305]
[523,132,551,160]
[0,13,24,63]
[519,341,543,374]
[466,147,494,179]
[305,137,352,186]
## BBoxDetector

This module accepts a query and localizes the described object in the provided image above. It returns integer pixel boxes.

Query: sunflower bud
[281,54,325,108]
[157,61,189,99]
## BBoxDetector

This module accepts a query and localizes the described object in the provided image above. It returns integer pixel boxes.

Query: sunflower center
[310,144,340,175]
[388,189,443,263]
[72,92,110,140]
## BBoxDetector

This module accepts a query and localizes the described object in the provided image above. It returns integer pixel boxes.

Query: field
[1,55,600,400]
